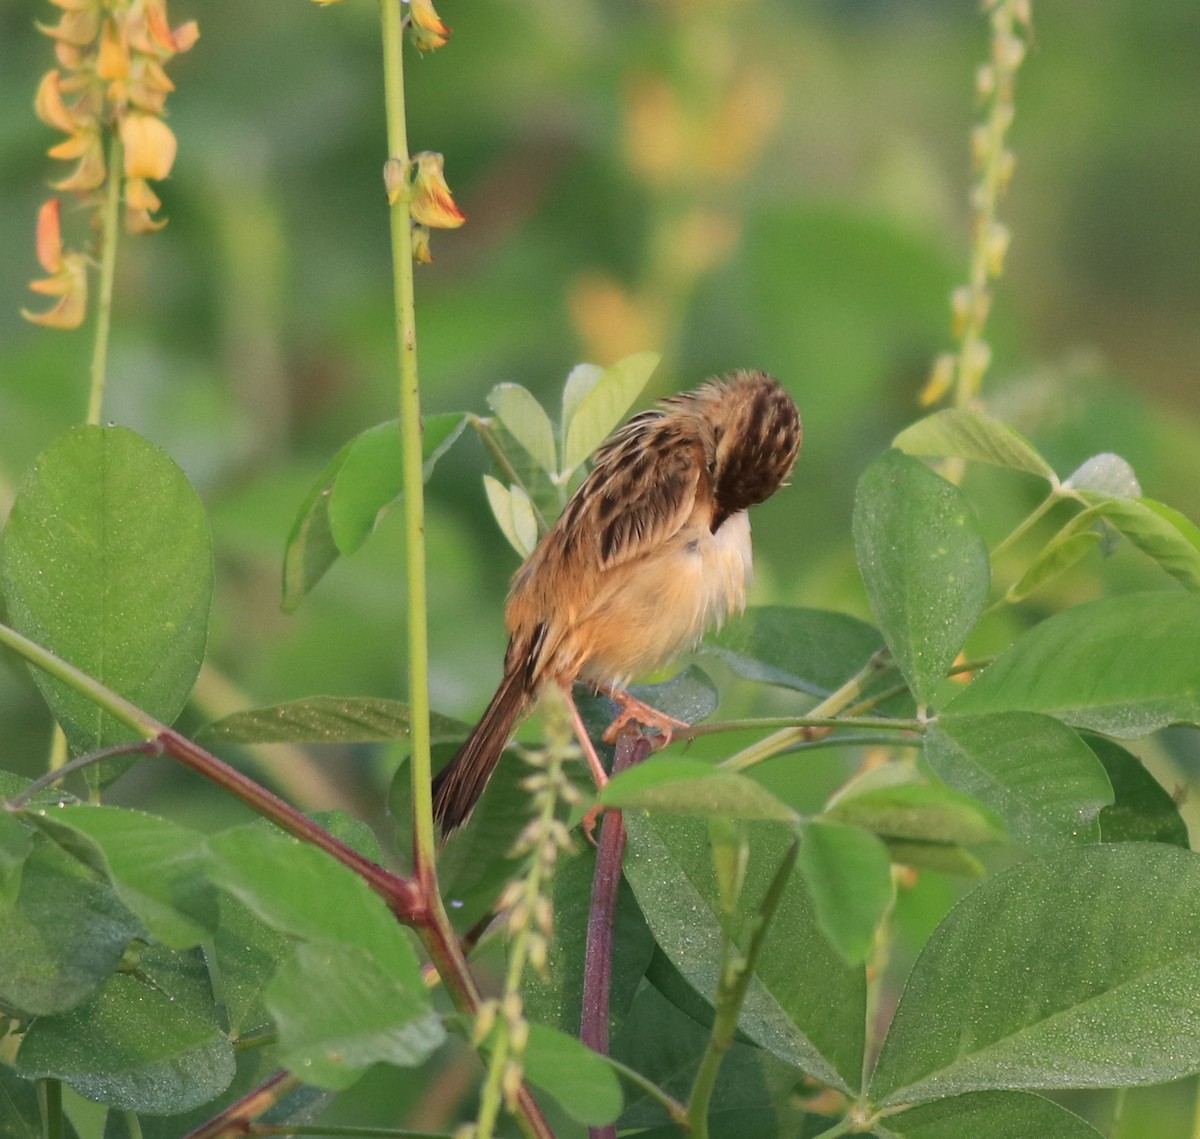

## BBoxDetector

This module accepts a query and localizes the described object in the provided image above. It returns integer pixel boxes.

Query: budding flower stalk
[25,0,198,327]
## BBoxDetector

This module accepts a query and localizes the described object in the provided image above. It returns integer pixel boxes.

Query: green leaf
[870,843,1200,1105]
[1006,525,1102,602]
[266,940,443,1090]
[206,825,423,992]
[703,606,884,696]
[198,696,467,745]
[282,413,467,611]
[1063,452,1140,498]
[0,1064,82,1139]
[483,475,539,556]
[1088,735,1189,847]
[924,713,1113,849]
[26,804,217,949]
[562,351,660,474]
[893,409,1057,481]
[487,383,559,474]
[825,769,1006,848]
[852,451,990,707]
[0,808,34,896]
[1091,497,1200,590]
[611,981,804,1130]
[623,813,865,1091]
[949,592,1200,736]
[520,845,656,1034]
[0,835,142,1016]
[601,758,799,822]
[16,969,235,1113]
[0,426,212,776]
[522,1023,623,1126]
[798,821,893,965]
[560,363,605,447]
[882,1090,1105,1138]
[209,893,294,1038]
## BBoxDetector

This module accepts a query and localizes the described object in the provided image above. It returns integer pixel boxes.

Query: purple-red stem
[582,731,651,1139]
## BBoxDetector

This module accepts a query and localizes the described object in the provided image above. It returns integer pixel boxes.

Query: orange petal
[120,112,177,180]
[23,252,88,329]
[411,223,433,264]
[124,176,161,212]
[34,70,77,133]
[51,138,107,191]
[96,16,130,80]
[408,151,465,229]
[33,198,65,274]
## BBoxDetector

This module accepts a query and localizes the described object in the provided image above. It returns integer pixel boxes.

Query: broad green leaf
[611,981,804,1130]
[207,825,423,992]
[487,383,559,474]
[209,894,293,1037]
[601,758,798,822]
[798,821,893,965]
[1088,735,1189,847]
[1006,525,1102,602]
[704,606,884,696]
[1063,452,1140,498]
[198,696,467,745]
[870,843,1200,1105]
[483,475,539,556]
[266,940,443,1090]
[282,413,466,611]
[950,592,1200,736]
[852,451,989,707]
[520,845,656,1034]
[560,363,604,447]
[893,409,1056,481]
[824,769,1006,848]
[924,712,1113,849]
[521,1023,623,1126]
[0,808,34,896]
[0,1065,82,1139]
[0,426,212,774]
[881,1090,1104,1138]
[562,351,660,474]
[27,804,216,949]
[1089,497,1200,590]
[16,969,235,1113]
[0,836,142,1016]
[623,813,864,1091]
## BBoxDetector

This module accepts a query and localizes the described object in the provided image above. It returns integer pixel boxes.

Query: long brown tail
[432,666,531,832]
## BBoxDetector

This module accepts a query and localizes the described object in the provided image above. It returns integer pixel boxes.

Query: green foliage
[4,2,1200,1137]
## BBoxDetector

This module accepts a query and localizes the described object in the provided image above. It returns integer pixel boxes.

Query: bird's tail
[432,667,531,832]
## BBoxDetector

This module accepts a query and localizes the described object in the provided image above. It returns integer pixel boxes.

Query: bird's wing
[556,410,710,572]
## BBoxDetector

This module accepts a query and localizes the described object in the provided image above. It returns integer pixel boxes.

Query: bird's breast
[574,509,753,685]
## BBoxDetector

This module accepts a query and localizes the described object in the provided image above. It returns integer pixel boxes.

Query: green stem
[686,839,800,1134]
[379,0,436,885]
[38,1079,63,1139]
[682,714,922,740]
[990,490,1060,558]
[88,131,123,426]
[719,651,893,772]
[600,1055,688,1126]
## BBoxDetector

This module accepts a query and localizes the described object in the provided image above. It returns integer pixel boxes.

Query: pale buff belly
[575,510,753,685]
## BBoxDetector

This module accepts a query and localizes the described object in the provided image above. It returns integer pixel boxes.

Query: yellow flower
[408,151,465,229]
[120,112,177,180]
[22,198,89,330]
[408,0,450,50]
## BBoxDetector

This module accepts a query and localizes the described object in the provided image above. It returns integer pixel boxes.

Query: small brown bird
[432,370,801,831]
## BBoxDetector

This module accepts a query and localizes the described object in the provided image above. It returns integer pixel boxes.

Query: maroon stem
[159,728,426,921]
[181,1071,299,1139]
[582,730,651,1139]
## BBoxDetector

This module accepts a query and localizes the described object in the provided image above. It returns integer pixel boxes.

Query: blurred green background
[2,0,1200,1134]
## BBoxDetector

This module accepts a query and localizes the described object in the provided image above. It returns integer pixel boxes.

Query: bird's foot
[600,688,690,746]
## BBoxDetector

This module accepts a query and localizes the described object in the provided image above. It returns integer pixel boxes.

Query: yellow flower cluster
[25,0,198,328]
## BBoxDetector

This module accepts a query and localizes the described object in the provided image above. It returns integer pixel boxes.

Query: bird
[432,369,802,832]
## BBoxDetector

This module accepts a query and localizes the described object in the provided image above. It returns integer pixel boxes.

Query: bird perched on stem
[433,370,801,831]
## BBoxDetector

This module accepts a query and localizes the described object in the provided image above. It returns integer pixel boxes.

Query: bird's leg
[596,683,690,746]
[559,679,609,790]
